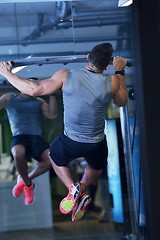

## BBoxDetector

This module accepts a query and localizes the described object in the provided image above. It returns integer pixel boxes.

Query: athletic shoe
[23,183,35,205]
[59,183,83,214]
[12,175,24,198]
[71,193,92,222]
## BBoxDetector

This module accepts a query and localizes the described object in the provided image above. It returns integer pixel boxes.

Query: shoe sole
[59,183,82,214]
[72,195,92,222]
[12,175,23,198]
[25,197,35,206]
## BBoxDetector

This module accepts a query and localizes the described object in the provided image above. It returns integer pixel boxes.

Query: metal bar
[11,55,87,67]
[11,55,133,67]
[73,9,130,17]
[56,17,130,29]
[120,106,139,240]
[0,50,132,62]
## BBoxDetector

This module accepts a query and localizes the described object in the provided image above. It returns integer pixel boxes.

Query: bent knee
[12,148,26,161]
[49,151,68,167]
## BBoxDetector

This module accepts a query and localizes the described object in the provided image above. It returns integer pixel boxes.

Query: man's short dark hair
[88,43,113,70]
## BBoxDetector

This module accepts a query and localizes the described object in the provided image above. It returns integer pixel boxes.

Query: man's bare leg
[50,159,73,189]
[12,145,31,186]
[80,165,103,189]
[50,158,102,191]
[28,149,52,180]
[12,147,51,184]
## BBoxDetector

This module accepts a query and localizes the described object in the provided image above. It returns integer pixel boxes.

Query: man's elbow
[28,82,44,97]
[118,99,128,107]
[118,92,128,107]
[28,91,37,97]
[30,88,43,97]
[52,113,58,119]
[48,112,58,119]
[114,96,128,107]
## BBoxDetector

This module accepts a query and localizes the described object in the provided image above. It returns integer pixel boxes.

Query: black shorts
[11,134,50,162]
[49,133,108,170]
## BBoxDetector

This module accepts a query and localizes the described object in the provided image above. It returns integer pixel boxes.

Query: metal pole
[120,106,139,240]
[11,55,87,67]
[11,55,133,67]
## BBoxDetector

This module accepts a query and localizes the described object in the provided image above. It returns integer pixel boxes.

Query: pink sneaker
[23,183,35,205]
[12,175,24,198]
[72,193,92,222]
[59,183,83,214]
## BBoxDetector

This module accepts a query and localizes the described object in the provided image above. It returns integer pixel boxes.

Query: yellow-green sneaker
[71,193,91,222]
[59,183,83,214]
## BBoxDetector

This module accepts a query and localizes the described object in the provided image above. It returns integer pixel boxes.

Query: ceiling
[0,0,133,82]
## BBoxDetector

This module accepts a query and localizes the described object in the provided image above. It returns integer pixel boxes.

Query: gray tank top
[63,68,112,143]
[6,94,42,136]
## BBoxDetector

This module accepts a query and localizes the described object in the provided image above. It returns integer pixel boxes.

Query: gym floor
[0,175,125,240]
[0,211,124,240]
[0,194,125,240]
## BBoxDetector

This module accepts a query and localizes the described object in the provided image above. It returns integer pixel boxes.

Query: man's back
[6,94,42,136]
[63,69,112,143]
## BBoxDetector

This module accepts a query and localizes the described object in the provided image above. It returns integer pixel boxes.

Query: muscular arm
[111,56,128,107]
[0,61,68,96]
[38,95,58,119]
[0,93,12,109]
[111,74,128,106]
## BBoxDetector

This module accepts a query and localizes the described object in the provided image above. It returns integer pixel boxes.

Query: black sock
[25,182,32,187]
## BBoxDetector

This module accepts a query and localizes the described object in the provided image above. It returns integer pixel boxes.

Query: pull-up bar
[10,55,133,68]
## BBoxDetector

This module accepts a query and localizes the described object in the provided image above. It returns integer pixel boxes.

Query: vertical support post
[120,106,139,240]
